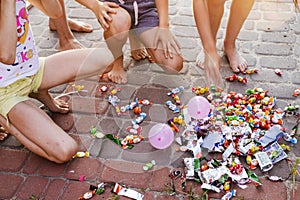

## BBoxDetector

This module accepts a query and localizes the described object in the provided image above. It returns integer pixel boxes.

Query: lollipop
[187,96,211,119]
[148,123,174,149]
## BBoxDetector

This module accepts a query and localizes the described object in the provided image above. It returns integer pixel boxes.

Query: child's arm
[0,0,18,65]
[154,0,181,58]
[28,0,62,19]
[76,0,119,31]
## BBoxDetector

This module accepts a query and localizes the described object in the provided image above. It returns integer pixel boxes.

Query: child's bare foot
[107,57,127,84]
[30,91,69,114]
[223,46,248,73]
[195,50,205,68]
[0,125,9,142]
[131,48,153,62]
[49,18,93,33]
[58,39,85,51]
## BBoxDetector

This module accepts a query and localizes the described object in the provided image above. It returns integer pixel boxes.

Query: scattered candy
[293,88,300,97]
[79,175,85,182]
[113,183,144,200]
[143,160,156,171]
[166,100,180,113]
[241,68,259,75]
[225,74,247,84]
[275,68,282,76]
[72,84,85,91]
[192,86,209,95]
[73,151,89,158]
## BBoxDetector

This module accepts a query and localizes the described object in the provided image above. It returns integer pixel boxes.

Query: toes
[239,62,248,72]
[231,65,240,73]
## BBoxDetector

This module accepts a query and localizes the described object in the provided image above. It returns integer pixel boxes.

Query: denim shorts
[105,0,159,34]
[0,57,45,123]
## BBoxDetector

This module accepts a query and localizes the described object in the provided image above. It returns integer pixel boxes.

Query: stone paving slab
[1,0,300,199]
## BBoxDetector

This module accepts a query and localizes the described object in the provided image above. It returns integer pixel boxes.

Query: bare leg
[194,0,225,68]
[49,18,93,33]
[138,27,183,73]
[0,47,115,162]
[129,31,151,61]
[104,7,131,84]
[223,0,254,73]
[49,0,88,51]
[193,0,224,86]
[1,102,78,163]
[30,48,114,114]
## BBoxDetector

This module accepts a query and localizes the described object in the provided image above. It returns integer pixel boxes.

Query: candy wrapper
[112,183,144,200]
[254,151,273,172]
[263,141,287,164]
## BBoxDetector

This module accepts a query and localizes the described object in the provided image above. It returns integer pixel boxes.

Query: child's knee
[53,140,78,163]
[108,8,131,33]
[160,55,183,73]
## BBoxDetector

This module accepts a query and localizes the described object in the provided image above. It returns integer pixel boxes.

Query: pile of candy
[167,85,299,198]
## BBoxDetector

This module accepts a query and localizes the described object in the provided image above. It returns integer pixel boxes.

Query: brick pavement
[1,0,300,199]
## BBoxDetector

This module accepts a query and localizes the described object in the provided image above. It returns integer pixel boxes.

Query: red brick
[70,96,109,114]
[71,134,93,151]
[22,154,44,174]
[60,181,91,200]
[290,183,300,200]
[150,167,171,191]
[16,176,49,200]
[64,157,101,181]
[39,159,68,177]
[0,174,24,199]
[74,115,99,133]
[99,160,152,188]
[156,194,181,200]
[232,178,287,200]
[65,80,97,97]
[43,179,66,200]
[50,112,75,132]
[0,148,28,172]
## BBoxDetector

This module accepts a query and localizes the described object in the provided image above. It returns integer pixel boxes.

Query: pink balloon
[187,96,210,119]
[148,124,174,149]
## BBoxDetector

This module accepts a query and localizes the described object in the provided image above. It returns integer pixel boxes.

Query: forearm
[28,0,62,19]
[155,0,169,28]
[0,0,17,64]
[76,0,102,14]
[193,0,217,53]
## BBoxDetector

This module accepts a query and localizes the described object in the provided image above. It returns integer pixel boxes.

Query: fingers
[106,2,120,9]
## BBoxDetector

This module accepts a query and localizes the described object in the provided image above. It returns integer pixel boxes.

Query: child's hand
[40,0,62,19]
[94,1,119,31]
[203,52,222,88]
[153,27,181,59]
